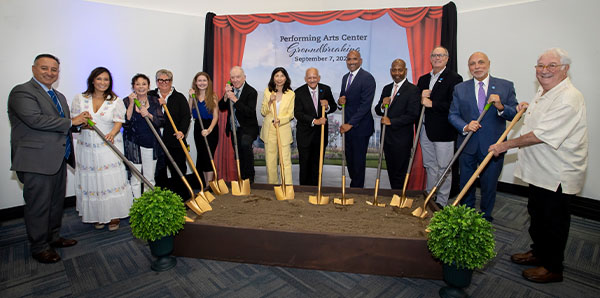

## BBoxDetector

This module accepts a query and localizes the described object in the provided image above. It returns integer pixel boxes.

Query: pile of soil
[190,188,430,239]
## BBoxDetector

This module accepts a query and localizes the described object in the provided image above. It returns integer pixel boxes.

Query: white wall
[1,0,598,209]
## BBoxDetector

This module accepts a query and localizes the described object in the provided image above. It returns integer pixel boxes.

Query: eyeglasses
[534,64,563,72]
[431,54,448,58]
[157,79,172,83]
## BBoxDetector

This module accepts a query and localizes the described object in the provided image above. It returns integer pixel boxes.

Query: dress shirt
[429,67,446,90]
[514,78,587,194]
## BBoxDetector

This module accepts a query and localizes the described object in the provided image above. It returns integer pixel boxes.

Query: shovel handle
[452,106,526,206]
[87,119,154,190]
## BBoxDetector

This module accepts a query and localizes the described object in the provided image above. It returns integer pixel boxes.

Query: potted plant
[129,187,186,272]
[427,205,496,298]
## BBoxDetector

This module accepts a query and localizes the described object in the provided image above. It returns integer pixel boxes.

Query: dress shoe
[108,219,120,231]
[523,266,563,283]
[32,249,61,263]
[50,237,78,248]
[511,250,541,266]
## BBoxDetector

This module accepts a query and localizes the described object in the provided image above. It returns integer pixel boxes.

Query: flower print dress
[71,94,134,224]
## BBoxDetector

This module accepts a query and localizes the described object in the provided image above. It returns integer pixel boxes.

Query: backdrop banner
[212,7,443,190]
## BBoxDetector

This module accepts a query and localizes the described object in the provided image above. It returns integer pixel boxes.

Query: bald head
[346,50,363,72]
[390,59,407,83]
[230,66,246,89]
[468,52,490,81]
[305,67,321,89]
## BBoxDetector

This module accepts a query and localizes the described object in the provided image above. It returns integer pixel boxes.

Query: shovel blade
[366,200,386,207]
[208,181,225,196]
[274,185,294,201]
[231,179,251,196]
[401,198,414,208]
[200,191,215,203]
[389,194,401,207]
[217,179,229,194]
[333,197,355,205]
[186,198,208,215]
[193,194,213,212]
[309,195,329,205]
[411,206,428,218]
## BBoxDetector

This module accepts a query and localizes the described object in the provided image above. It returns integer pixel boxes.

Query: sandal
[108,219,120,231]
[94,223,105,230]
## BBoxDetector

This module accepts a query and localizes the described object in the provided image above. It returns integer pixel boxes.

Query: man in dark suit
[150,69,191,197]
[218,66,259,183]
[449,51,518,221]
[374,59,420,189]
[8,54,91,263]
[417,46,463,206]
[338,50,376,188]
[294,68,337,186]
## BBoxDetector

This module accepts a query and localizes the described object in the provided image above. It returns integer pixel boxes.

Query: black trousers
[528,184,573,273]
[345,132,370,188]
[235,132,255,182]
[298,136,323,186]
[383,139,411,190]
[155,145,188,199]
[17,161,67,254]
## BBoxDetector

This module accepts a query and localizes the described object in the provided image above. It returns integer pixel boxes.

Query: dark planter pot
[148,235,177,271]
[439,263,473,298]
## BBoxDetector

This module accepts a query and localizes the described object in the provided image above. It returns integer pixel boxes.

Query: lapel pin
[491,86,496,90]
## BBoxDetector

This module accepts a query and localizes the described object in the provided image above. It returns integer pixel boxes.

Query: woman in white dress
[72,67,133,231]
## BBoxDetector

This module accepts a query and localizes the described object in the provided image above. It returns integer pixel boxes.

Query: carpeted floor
[1,189,599,297]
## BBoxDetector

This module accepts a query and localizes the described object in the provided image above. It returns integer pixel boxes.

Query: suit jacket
[294,83,337,148]
[374,80,420,146]
[218,82,259,139]
[417,68,463,142]
[149,88,190,147]
[448,76,518,154]
[340,68,376,137]
[8,78,75,174]
[260,88,295,145]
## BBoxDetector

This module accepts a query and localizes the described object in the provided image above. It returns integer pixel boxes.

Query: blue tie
[48,90,71,160]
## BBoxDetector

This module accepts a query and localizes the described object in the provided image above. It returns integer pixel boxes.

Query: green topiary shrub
[427,205,496,270]
[129,187,186,242]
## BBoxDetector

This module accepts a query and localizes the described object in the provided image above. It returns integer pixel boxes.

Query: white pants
[130,146,156,198]
[420,125,454,206]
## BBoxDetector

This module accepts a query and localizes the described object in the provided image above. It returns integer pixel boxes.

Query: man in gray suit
[8,54,91,263]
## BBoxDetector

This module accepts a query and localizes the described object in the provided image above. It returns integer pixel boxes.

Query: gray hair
[155,69,173,80]
[431,46,449,56]
[540,48,572,66]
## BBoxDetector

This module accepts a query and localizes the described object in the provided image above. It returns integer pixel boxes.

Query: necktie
[345,73,354,92]
[390,84,398,105]
[477,81,486,114]
[233,89,240,127]
[311,90,318,113]
[48,90,71,160]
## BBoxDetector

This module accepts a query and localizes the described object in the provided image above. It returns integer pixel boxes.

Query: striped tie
[48,90,71,160]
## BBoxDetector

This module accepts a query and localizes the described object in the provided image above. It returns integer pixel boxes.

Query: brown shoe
[108,219,120,231]
[49,237,78,248]
[32,249,61,263]
[523,266,563,283]
[511,250,541,266]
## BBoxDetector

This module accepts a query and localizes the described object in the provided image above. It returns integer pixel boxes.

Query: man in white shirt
[490,48,587,283]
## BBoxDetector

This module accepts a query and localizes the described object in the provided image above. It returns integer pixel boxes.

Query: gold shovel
[451,107,527,207]
[334,104,354,205]
[367,103,388,207]
[133,99,214,211]
[87,119,205,218]
[391,106,425,208]
[271,101,294,201]
[411,102,494,218]
[191,94,228,195]
[160,102,216,203]
[227,95,251,196]
[309,105,329,205]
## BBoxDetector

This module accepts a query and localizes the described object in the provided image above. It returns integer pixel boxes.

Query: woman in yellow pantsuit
[260,67,295,185]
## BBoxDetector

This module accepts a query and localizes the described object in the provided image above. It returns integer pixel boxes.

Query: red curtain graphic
[213,7,442,190]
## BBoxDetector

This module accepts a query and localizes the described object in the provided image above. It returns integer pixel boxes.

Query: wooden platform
[173,184,442,279]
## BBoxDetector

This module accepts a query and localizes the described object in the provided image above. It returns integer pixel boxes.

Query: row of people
[9,47,586,285]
